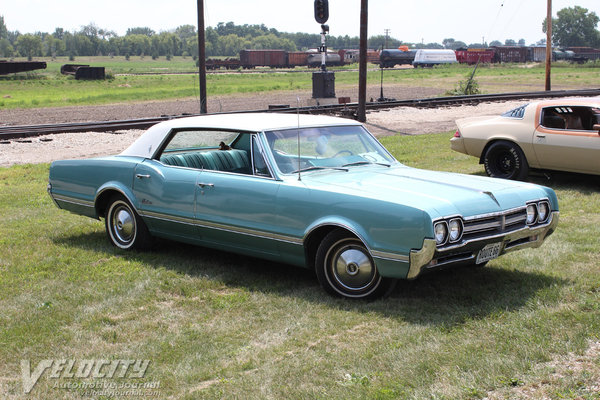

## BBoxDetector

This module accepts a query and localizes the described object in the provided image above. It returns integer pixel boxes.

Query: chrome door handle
[536,134,546,138]
[197,183,214,188]
[135,174,151,179]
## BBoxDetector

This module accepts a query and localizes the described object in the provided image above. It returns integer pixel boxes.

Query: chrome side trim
[305,222,407,264]
[47,183,60,208]
[139,210,303,245]
[371,250,410,263]
[51,193,95,208]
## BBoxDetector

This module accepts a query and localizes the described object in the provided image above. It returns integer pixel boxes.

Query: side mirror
[594,124,600,134]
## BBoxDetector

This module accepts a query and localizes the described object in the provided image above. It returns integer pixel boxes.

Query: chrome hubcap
[333,246,375,291]
[113,206,134,244]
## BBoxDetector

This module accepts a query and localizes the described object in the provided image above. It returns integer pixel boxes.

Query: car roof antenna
[297,96,302,181]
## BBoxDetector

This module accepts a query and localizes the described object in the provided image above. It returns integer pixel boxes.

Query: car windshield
[264,125,396,174]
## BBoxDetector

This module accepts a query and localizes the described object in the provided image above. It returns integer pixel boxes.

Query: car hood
[302,165,552,219]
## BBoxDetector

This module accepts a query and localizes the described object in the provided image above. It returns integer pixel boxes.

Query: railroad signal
[314,0,329,24]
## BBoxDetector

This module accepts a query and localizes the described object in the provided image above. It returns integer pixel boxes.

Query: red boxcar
[455,49,495,64]
[239,50,287,68]
[287,51,309,67]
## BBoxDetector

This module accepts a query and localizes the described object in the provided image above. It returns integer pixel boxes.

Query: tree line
[1,6,598,61]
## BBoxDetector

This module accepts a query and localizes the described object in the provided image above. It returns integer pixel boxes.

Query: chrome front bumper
[407,211,559,279]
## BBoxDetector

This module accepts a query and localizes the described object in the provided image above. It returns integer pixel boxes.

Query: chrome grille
[462,207,527,241]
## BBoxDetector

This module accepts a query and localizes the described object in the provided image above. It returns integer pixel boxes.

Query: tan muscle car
[451,98,600,180]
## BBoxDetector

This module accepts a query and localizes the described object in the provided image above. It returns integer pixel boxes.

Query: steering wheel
[332,149,353,158]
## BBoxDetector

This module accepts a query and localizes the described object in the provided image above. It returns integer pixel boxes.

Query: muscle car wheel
[316,230,396,299]
[105,195,151,250]
[483,141,529,180]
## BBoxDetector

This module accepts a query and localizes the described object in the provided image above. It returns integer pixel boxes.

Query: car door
[533,105,600,174]
[194,136,281,255]
[133,159,199,239]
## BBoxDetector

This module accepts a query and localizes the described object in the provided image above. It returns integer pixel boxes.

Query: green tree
[0,38,14,57]
[126,27,155,36]
[442,38,467,50]
[543,6,600,47]
[16,34,42,60]
[0,15,8,40]
[43,34,65,57]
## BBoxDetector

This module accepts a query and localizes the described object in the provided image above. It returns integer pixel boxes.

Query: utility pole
[545,0,552,91]
[197,0,207,113]
[383,28,390,49]
[357,0,368,122]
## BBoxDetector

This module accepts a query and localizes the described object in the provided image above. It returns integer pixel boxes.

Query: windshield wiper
[291,166,349,173]
[341,161,391,168]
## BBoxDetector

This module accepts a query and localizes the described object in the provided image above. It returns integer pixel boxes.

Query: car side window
[541,106,597,131]
[252,136,272,178]
[157,130,252,175]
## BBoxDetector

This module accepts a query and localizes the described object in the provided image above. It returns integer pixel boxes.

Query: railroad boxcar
[567,47,600,61]
[413,49,457,67]
[379,49,416,68]
[239,49,287,68]
[455,48,494,64]
[491,46,529,63]
[287,51,309,67]
[367,49,380,64]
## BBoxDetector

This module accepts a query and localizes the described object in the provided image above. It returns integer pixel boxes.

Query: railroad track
[1,88,599,140]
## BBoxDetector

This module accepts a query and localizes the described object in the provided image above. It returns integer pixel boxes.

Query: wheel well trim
[303,220,374,270]
[95,183,139,218]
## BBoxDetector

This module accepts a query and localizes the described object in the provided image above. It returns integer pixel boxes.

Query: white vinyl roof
[120,112,361,159]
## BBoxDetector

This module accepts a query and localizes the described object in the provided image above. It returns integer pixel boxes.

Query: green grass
[1,133,599,399]
[1,57,598,109]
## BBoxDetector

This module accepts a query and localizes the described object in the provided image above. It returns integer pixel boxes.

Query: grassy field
[1,56,599,109]
[1,132,599,399]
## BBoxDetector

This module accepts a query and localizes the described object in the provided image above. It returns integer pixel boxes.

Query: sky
[2,0,600,46]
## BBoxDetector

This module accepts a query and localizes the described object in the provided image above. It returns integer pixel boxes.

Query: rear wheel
[483,141,529,180]
[315,230,396,299]
[105,195,152,250]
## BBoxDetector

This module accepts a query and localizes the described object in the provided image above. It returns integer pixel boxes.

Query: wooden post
[357,0,368,122]
[197,0,207,113]
[545,0,552,91]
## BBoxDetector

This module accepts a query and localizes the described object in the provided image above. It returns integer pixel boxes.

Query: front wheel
[483,141,529,180]
[105,195,152,250]
[315,230,396,299]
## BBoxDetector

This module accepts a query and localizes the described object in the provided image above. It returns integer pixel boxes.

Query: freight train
[204,46,599,70]
[205,49,378,69]
[379,46,598,68]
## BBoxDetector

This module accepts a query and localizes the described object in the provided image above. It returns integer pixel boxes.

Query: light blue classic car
[48,113,559,299]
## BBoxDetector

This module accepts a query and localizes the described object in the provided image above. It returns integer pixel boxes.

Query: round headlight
[448,218,463,242]
[434,222,448,245]
[526,204,537,225]
[537,201,549,223]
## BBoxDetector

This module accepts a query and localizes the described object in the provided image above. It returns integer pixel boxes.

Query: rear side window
[501,104,527,119]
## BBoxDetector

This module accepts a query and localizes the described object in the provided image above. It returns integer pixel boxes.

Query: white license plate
[476,242,503,264]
